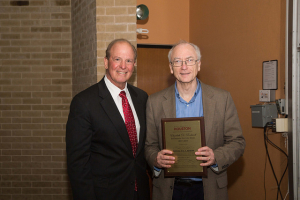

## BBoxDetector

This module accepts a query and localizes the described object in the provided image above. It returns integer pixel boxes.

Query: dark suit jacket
[145,82,245,200]
[66,78,150,200]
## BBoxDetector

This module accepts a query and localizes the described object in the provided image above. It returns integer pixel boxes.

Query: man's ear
[197,61,201,72]
[104,57,108,69]
[169,63,174,74]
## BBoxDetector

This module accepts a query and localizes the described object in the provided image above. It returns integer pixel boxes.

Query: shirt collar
[175,79,201,103]
[104,75,129,97]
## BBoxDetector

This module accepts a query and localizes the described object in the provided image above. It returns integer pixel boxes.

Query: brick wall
[72,0,137,96]
[96,0,137,87]
[71,0,97,96]
[0,0,72,199]
[0,0,137,199]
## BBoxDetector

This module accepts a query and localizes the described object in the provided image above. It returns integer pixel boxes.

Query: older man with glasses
[145,41,245,200]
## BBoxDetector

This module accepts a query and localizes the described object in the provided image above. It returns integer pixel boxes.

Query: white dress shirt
[104,75,140,142]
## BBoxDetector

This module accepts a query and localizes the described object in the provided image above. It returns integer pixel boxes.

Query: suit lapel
[98,79,133,154]
[162,85,176,118]
[201,82,216,144]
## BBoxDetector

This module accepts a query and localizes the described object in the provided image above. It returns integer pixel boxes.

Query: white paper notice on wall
[262,60,278,90]
[259,90,275,102]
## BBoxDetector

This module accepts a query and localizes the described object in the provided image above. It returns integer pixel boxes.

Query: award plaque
[161,117,207,177]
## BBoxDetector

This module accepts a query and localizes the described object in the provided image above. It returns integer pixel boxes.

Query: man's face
[169,43,201,84]
[104,42,135,89]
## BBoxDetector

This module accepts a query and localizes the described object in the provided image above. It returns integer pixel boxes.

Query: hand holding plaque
[161,117,207,177]
[155,149,175,168]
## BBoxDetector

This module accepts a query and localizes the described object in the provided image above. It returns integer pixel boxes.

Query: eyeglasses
[171,58,199,67]
[112,57,135,65]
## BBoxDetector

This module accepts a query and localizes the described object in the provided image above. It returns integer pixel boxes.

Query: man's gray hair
[168,40,201,62]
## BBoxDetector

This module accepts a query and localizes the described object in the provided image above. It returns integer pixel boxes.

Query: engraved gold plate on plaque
[162,117,207,177]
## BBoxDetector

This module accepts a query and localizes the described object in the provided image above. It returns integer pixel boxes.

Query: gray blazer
[145,81,245,200]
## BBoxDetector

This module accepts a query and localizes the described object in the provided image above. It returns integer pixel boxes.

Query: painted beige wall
[136,0,189,45]
[136,0,288,199]
[190,0,288,199]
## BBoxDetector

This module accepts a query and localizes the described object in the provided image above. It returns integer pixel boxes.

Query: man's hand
[155,149,175,168]
[195,146,216,166]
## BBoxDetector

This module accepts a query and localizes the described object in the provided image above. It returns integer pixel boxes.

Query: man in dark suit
[66,39,150,200]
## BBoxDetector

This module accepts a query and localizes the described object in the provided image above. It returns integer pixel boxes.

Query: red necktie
[119,91,138,191]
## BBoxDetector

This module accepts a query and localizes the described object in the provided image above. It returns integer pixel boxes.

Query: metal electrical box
[250,104,278,127]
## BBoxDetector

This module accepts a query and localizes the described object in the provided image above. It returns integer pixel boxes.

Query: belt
[174,178,202,187]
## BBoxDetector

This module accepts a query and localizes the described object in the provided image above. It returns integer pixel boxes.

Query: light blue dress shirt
[154,79,210,180]
[175,79,203,181]
[175,79,203,119]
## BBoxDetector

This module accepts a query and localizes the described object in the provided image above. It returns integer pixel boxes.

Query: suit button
[170,186,173,190]
[131,181,134,185]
